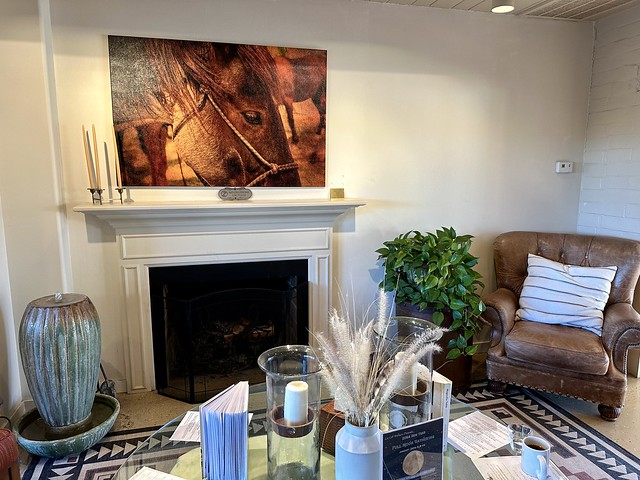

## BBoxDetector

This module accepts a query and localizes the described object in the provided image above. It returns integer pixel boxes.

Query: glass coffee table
[112,385,504,480]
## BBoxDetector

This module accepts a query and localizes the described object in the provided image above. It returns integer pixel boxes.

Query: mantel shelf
[73,198,365,233]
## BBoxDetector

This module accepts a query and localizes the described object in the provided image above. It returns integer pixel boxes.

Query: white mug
[521,435,550,480]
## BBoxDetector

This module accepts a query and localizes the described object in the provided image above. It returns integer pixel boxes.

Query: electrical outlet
[555,161,574,174]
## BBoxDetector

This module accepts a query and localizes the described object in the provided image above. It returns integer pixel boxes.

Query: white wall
[0,0,68,407]
[0,202,20,420]
[579,4,640,375]
[2,0,594,402]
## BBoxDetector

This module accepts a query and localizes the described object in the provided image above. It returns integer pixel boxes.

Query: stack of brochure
[200,381,249,480]
[431,370,452,450]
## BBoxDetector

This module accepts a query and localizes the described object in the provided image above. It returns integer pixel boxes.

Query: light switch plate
[555,161,574,173]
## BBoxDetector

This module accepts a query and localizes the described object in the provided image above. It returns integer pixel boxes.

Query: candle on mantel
[283,380,309,426]
[395,351,418,395]
[111,125,122,188]
[82,125,95,189]
[91,124,101,190]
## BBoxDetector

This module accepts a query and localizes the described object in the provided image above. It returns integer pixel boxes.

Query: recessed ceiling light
[491,0,515,13]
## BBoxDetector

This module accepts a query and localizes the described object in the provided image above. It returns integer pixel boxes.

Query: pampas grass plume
[314,289,445,427]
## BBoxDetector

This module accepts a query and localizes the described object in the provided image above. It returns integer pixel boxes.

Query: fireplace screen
[149,260,308,403]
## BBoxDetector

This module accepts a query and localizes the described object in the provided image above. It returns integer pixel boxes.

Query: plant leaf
[446,348,461,359]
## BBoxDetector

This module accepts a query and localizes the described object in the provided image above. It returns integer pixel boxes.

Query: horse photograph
[108,36,326,187]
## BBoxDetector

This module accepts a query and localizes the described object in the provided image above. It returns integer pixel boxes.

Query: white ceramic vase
[335,418,381,480]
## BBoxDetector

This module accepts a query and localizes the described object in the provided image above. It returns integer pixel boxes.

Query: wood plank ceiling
[366,0,640,21]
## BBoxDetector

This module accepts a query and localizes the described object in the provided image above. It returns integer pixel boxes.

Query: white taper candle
[112,125,122,188]
[91,124,101,189]
[82,125,95,189]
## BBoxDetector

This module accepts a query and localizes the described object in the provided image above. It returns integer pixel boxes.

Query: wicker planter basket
[319,401,345,455]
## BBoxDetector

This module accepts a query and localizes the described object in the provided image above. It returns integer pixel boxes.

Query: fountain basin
[14,393,120,458]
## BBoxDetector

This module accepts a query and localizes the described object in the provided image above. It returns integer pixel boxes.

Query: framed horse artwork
[107,36,327,187]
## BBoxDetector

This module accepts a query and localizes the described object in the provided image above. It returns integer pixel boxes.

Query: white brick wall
[579,5,640,375]
[578,6,640,242]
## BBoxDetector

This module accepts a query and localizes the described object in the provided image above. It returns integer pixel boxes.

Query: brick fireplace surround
[75,199,363,393]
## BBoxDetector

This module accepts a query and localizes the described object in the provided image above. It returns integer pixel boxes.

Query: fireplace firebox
[149,260,308,403]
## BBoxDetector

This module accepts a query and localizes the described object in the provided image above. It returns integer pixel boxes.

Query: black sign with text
[381,417,444,480]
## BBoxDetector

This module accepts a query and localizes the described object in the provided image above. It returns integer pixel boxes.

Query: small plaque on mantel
[218,187,253,201]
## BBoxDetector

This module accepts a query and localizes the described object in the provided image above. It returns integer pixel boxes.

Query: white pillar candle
[284,380,309,425]
[395,352,418,394]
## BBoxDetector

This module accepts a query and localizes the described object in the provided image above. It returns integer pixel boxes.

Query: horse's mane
[148,38,281,118]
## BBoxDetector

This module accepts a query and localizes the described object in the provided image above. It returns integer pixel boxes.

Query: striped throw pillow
[516,254,617,336]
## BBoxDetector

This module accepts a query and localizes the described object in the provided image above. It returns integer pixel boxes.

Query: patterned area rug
[459,383,640,480]
[21,426,163,480]
[21,383,640,480]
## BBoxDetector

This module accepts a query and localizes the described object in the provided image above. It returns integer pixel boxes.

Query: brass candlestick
[88,188,104,205]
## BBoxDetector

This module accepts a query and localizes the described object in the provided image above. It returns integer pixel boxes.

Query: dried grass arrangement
[314,290,445,427]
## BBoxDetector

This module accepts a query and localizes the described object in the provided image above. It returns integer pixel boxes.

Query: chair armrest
[480,288,518,349]
[602,303,640,373]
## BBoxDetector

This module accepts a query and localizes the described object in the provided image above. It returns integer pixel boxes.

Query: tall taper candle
[82,125,95,189]
[284,380,308,425]
[104,142,113,196]
[112,125,122,188]
[91,124,101,189]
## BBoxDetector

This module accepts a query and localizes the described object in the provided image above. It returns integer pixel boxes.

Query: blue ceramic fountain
[14,293,119,458]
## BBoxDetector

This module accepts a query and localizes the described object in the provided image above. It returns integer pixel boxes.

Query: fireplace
[74,199,363,394]
[149,260,308,402]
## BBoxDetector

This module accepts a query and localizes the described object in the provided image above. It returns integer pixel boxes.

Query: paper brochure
[200,381,249,480]
[447,410,510,458]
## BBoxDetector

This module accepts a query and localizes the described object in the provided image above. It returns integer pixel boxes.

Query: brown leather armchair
[482,231,640,420]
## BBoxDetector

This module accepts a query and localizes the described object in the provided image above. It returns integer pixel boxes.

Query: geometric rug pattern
[21,426,164,480]
[22,383,640,480]
[460,382,640,480]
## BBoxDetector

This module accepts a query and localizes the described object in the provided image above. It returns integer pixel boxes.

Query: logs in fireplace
[149,260,308,403]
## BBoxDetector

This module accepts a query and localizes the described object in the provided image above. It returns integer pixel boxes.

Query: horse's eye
[242,111,262,125]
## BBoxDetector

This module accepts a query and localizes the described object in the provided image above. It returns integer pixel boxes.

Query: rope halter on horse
[172,85,299,187]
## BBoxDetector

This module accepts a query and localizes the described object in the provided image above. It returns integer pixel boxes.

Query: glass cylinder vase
[374,316,442,431]
[257,345,322,480]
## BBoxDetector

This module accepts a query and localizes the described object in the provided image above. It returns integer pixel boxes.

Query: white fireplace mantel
[74,198,364,393]
[74,199,365,234]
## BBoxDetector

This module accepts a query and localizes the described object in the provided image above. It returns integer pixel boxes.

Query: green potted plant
[376,227,486,390]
